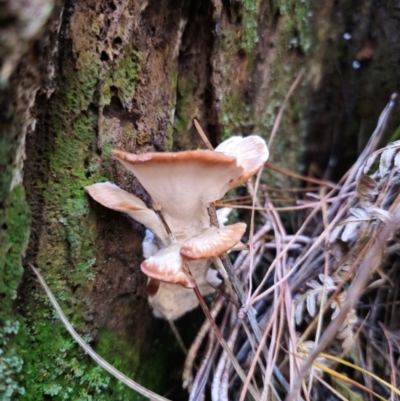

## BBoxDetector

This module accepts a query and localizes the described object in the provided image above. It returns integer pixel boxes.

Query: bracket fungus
[85,135,268,320]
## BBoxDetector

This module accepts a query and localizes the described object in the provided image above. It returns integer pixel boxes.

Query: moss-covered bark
[2,0,400,400]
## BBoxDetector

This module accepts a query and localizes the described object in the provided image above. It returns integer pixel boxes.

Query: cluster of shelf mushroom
[85,135,269,320]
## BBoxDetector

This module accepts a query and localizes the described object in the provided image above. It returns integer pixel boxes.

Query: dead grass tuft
[186,94,400,401]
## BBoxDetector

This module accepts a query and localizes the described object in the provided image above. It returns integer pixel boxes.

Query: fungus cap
[148,261,220,320]
[140,244,195,288]
[85,182,168,244]
[112,149,241,227]
[180,222,247,260]
[112,136,268,229]
[215,135,269,187]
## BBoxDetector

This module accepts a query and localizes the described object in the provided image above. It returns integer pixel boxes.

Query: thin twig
[168,319,188,354]
[194,119,214,151]
[192,284,261,400]
[268,70,304,150]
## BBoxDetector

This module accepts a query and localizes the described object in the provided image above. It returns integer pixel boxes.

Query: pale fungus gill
[85,135,269,320]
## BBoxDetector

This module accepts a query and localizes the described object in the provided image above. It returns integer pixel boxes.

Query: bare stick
[192,284,261,400]
[212,321,241,401]
[183,297,225,389]
[208,201,262,337]
[168,319,188,354]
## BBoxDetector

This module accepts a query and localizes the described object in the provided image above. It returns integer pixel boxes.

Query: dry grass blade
[313,362,387,401]
[320,352,400,396]
[29,263,172,401]
[268,70,304,149]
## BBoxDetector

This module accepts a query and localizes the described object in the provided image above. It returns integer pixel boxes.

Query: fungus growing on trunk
[85,135,268,319]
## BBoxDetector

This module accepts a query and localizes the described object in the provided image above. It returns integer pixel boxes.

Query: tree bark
[1,0,400,400]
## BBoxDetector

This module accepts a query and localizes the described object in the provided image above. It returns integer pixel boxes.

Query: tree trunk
[1,0,400,400]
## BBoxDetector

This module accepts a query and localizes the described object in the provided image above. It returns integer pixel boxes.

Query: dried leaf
[394,151,400,170]
[306,292,317,317]
[318,274,335,287]
[341,220,361,243]
[364,205,391,223]
[329,225,344,243]
[379,147,397,177]
[294,294,304,325]
[357,174,378,202]
[360,152,378,177]
[331,305,340,320]
[349,207,368,219]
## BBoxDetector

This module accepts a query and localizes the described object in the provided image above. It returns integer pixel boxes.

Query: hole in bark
[110,85,118,96]
[84,157,92,178]
[103,96,124,118]
[2,223,7,229]
[88,102,99,114]
[100,51,109,61]
[237,48,247,58]
[113,36,122,47]
[0,17,17,29]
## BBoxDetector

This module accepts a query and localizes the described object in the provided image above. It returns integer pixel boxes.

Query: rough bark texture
[1,0,400,400]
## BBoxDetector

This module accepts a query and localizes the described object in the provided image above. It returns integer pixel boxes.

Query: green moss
[216,0,313,182]
[0,184,31,401]
[273,0,313,54]
[18,51,114,399]
[20,318,113,401]
[0,135,18,203]
[221,92,253,139]
[95,328,173,400]
[239,0,261,59]
[102,49,141,107]
[173,75,198,148]
[0,185,31,300]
